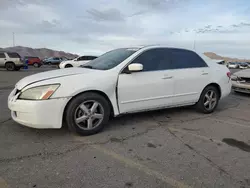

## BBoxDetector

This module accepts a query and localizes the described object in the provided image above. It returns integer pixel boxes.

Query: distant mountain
[0,46,78,59]
[204,52,250,62]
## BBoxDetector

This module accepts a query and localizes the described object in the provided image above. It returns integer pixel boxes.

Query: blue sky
[0,0,250,58]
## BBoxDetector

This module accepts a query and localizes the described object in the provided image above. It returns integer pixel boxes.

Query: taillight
[227,72,231,78]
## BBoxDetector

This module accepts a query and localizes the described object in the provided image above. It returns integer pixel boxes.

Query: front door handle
[162,76,173,79]
[202,72,208,75]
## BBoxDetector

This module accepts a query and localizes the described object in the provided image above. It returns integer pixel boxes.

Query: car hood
[234,69,250,78]
[16,68,96,90]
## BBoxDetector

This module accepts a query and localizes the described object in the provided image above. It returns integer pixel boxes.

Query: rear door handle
[162,76,173,79]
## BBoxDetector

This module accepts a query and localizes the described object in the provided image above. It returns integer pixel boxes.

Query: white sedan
[228,62,239,69]
[59,55,97,68]
[8,46,232,135]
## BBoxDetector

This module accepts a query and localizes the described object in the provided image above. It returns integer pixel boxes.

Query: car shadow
[4,93,241,139]
[232,91,250,98]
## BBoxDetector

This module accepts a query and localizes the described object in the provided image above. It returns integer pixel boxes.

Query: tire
[195,86,219,114]
[65,92,111,136]
[33,62,39,67]
[5,62,16,71]
[65,64,73,68]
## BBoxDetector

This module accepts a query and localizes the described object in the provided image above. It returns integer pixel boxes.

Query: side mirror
[128,63,143,72]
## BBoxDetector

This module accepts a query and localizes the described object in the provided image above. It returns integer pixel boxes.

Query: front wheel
[65,64,73,68]
[195,86,219,114]
[65,92,111,136]
[33,62,39,67]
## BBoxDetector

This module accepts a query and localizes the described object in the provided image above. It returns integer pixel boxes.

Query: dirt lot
[0,67,250,188]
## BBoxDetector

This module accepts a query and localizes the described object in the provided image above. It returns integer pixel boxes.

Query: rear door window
[77,56,88,61]
[86,56,97,60]
[170,49,208,69]
[7,52,20,58]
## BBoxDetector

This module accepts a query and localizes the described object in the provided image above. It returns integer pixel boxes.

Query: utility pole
[12,32,15,47]
[193,32,196,51]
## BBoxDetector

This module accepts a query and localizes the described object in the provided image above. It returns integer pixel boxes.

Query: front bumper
[8,94,70,129]
[232,81,250,94]
[59,63,65,69]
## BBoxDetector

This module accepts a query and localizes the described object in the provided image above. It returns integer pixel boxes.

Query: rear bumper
[220,80,232,99]
[232,81,250,94]
[16,64,24,68]
[29,62,42,65]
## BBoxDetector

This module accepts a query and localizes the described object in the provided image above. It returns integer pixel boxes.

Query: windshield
[81,48,138,70]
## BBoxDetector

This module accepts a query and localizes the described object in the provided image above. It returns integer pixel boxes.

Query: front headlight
[19,84,60,100]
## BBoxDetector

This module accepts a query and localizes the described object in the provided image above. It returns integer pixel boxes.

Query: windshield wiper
[81,65,93,69]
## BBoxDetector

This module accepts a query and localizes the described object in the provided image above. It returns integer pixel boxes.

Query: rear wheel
[5,62,15,71]
[65,64,73,68]
[33,62,39,67]
[65,92,110,136]
[196,86,219,114]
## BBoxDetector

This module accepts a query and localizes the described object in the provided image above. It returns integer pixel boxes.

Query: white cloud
[0,0,250,58]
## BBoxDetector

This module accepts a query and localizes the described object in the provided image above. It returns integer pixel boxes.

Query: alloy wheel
[203,90,217,111]
[74,100,104,130]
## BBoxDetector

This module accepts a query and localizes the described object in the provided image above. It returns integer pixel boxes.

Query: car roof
[138,44,192,50]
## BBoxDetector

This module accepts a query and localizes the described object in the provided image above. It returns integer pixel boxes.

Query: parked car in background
[59,55,98,68]
[247,62,250,68]
[212,59,226,65]
[0,51,24,71]
[42,57,63,65]
[231,69,250,94]
[8,46,232,136]
[239,62,249,69]
[24,56,42,67]
[228,62,240,69]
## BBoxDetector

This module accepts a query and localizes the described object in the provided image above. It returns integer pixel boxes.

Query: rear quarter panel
[207,63,232,98]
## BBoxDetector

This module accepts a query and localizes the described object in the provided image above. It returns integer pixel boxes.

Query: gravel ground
[0,67,250,188]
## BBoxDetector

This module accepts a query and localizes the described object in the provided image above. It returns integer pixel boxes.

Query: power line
[12,32,15,47]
